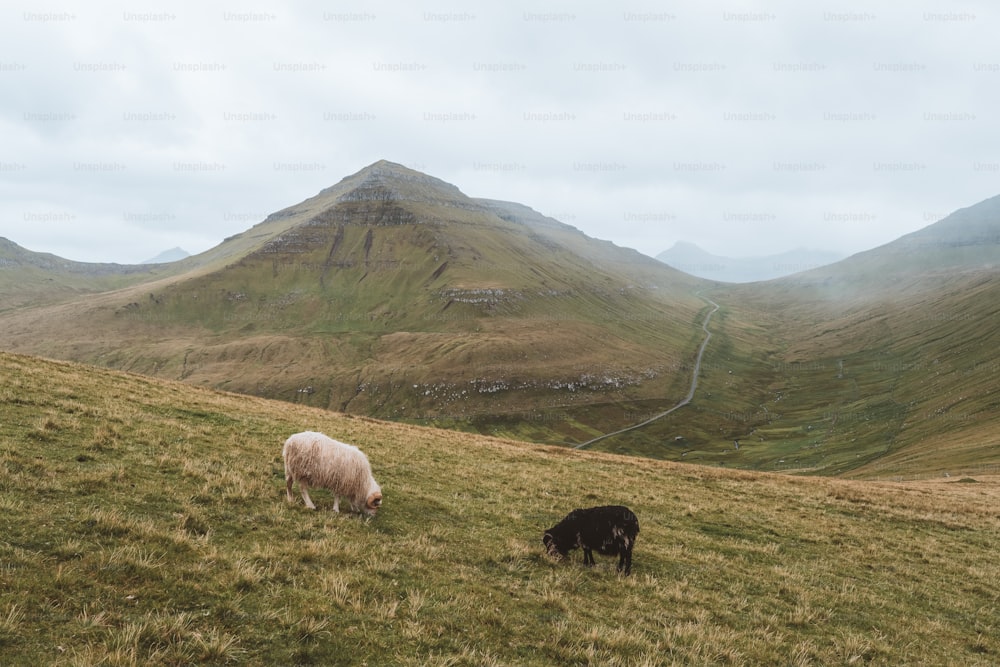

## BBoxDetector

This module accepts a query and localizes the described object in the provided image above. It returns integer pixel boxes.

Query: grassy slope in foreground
[1,352,998,665]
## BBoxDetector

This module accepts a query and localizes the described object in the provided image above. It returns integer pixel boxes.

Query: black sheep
[543,505,639,575]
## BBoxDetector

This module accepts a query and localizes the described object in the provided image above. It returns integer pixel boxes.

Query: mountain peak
[664,241,713,257]
[320,160,466,204]
[367,158,406,170]
[141,247,190,264]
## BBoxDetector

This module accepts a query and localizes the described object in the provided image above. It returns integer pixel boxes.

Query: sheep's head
[542,532,566,559]
[364,492,383,516]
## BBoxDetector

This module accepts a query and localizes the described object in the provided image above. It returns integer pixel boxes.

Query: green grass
[2,351,999,665]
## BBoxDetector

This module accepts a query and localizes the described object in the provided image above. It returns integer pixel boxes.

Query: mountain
[656,242,843,283]
[141,246,190,264]
[0,161,709,442]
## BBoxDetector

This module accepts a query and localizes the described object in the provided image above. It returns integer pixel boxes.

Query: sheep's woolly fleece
[282,431,382,515]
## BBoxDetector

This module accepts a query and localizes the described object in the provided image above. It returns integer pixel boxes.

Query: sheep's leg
[332,495,340,513]
[583,548,594,567]
[621,545,633,576]
[299,481,317,510]
[285,476,295,503]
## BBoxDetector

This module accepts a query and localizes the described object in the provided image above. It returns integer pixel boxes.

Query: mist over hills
[693,193,1000,476]
[656,242,844,283]
[1,162,998,477]
[900,193,1000,250]
[808,194,1000,290]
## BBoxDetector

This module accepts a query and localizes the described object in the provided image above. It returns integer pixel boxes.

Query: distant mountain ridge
[656,242,843,282]
[0,236,173,312]
[901,193,1000,248]
[1,237,147,274]
[773,193,1000,294]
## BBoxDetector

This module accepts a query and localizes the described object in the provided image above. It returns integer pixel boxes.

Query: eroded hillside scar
[363,228,374,262]
[319,225,346,288]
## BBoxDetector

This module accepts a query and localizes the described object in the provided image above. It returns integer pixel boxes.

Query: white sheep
[282,431,383,516]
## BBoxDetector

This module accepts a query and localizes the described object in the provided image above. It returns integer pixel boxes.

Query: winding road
[574,294,720,449]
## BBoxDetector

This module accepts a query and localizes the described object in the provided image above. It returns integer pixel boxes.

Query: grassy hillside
[581,270,1000,479]
[2,351,998,665]
[574,196,1000,478]
[0,238,176,312]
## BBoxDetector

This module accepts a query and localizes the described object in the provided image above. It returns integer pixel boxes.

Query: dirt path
[574,294,720,449]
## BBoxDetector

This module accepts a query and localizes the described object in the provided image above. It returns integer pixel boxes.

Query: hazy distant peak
[141,247,190,264]
[663,241,714,258]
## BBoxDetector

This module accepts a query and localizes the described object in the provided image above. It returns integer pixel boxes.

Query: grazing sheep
[543,505,639,575]
[282,431,382,516]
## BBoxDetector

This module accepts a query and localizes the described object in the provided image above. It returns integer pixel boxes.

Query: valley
[575,295,720,450]
[570,267,1000,479]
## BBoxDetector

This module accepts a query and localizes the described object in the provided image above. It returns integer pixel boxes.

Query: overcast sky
[1,1,998,264]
